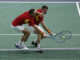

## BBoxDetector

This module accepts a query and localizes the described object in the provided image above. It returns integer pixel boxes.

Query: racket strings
[54,31,72,43]
[60,31,72,40]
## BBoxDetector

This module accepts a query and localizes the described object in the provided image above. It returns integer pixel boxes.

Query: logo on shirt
[25,19,29,24]
[36,15,40,21]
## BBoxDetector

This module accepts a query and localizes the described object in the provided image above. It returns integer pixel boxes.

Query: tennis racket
[46,30,72,43]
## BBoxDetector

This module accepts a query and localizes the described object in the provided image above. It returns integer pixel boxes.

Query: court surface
[0,2,80,60]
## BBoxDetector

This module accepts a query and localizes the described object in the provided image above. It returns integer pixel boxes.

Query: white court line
[0,34,36,36]
[0,34,80,36]
[76,2,80,16]
[0,1,78,3]
[0,48,80,51]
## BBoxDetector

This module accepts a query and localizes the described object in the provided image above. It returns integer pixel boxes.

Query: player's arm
[25,19,43,34]
[30,20,43,34]
[32,25,43,34]
[41,21,53,35]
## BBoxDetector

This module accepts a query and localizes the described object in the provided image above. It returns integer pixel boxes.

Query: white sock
[18,40,24,46]
[33,39,37,43]
[37,44,40,49]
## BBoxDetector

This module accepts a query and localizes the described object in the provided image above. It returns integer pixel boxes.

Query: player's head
[42,5,48,14]
[29,9,36,17]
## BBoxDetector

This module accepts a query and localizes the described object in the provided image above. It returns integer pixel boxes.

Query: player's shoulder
[37,9,42,13]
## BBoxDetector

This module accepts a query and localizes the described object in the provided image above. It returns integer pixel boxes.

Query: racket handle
[46,35,55,40]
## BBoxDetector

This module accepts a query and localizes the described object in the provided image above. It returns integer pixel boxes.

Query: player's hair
[29,9,35,14]
[42,5,48,9]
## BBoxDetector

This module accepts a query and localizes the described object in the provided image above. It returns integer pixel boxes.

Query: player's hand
[47,29,53,35]
[49,32,53,35]
[39,30,44,35]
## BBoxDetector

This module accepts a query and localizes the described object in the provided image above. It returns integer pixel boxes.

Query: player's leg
[34,25,47,41]
[36,32,42,49]
[17,28,31,49]
[11,25,30,49]
[28,25,42,47]
[28,25,46,48]
[31,26,47,47]
[21,28,30,42]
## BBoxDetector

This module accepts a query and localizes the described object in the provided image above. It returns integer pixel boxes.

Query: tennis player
[30,5,53,49]
[11,9,43,50]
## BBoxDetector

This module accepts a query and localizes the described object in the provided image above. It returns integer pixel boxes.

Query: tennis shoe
[31,41,37,47]
[15,43,29,50]
[22,45,29,50]
[15,43,22,49]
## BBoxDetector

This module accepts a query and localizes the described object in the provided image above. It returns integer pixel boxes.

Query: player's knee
[38,32,42,35]
[26,32,30,36]
[24,31,30,36]
[41,32,47,38]
[43,33,47,38]
[37,32,41,36]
